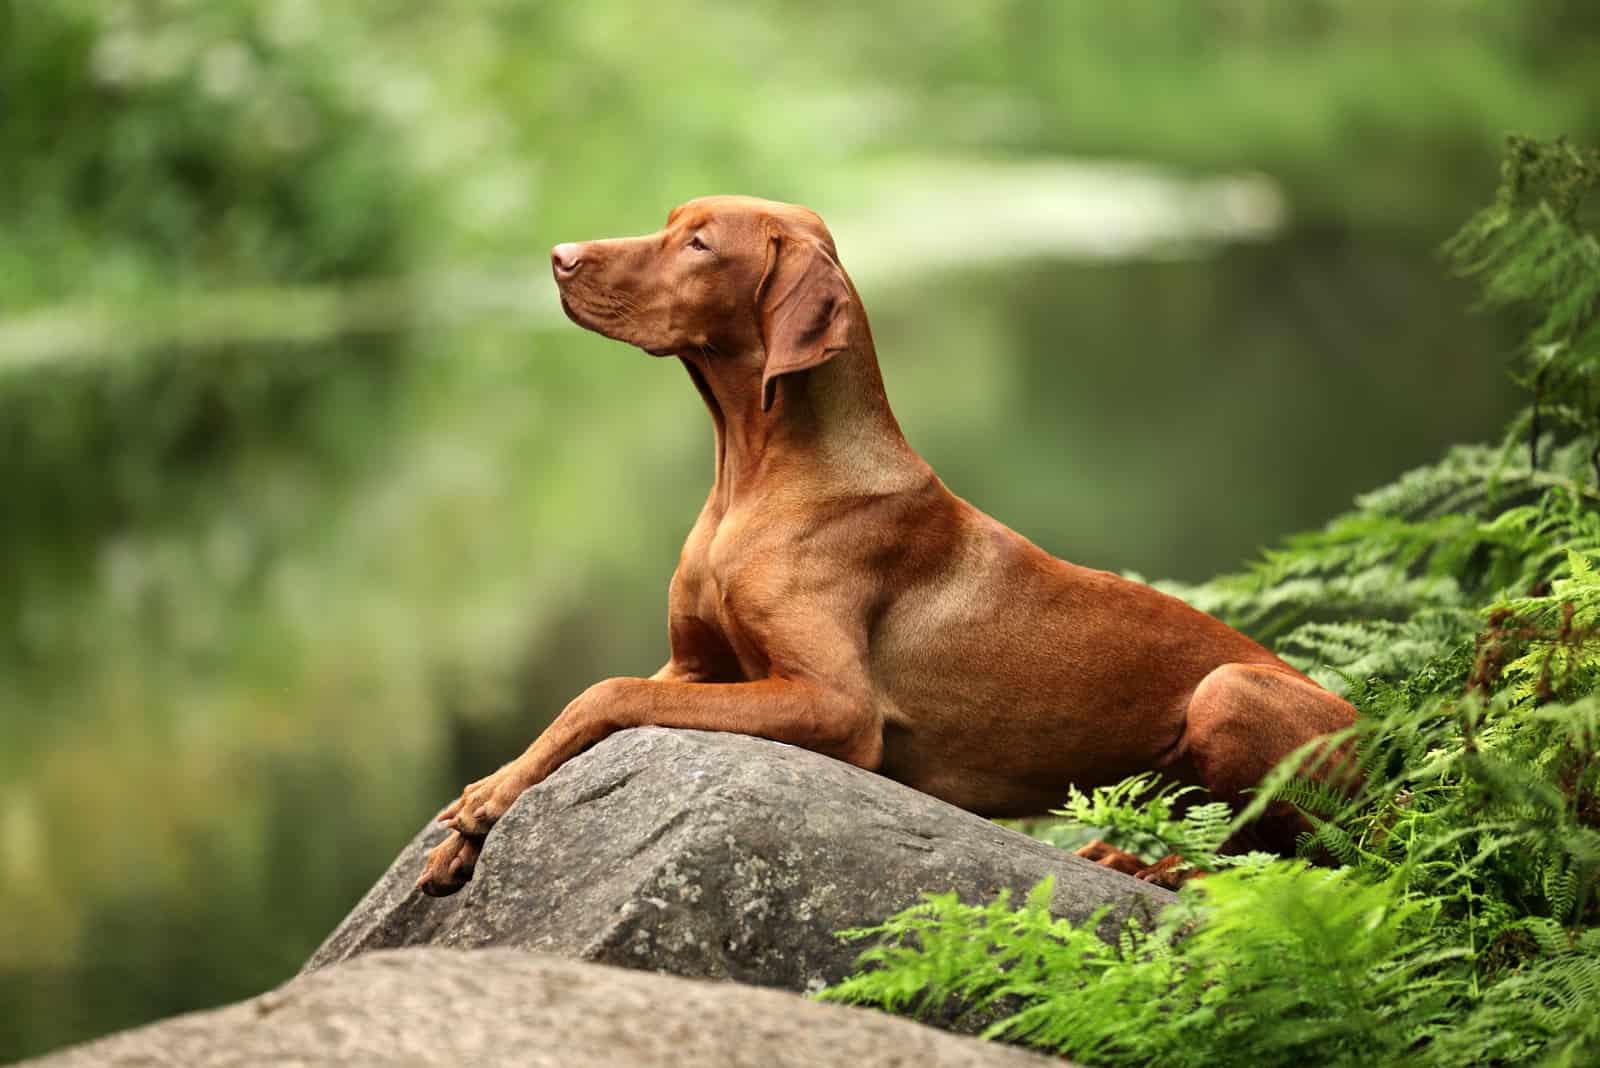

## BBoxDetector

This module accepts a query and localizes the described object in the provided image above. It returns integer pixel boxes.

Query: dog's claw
[436,773,498,827]
[449,780,520,837]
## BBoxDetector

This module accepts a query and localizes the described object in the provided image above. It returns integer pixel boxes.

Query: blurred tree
[0,1,433,1055]
[0,0,423,668]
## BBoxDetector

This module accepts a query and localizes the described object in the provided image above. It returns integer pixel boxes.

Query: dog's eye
[687,235,711,252]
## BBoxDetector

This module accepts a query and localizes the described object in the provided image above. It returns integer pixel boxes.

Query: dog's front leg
[447,673,883,833]
[416,671,879,896]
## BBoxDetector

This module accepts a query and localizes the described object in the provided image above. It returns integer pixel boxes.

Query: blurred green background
[2,0,1597,1059]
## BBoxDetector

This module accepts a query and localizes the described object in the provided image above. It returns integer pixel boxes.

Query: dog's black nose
[551,243,582,279]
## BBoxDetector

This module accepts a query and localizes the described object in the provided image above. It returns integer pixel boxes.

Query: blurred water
[832,158,1287,275]
[879,234,1517,582]
[0,156,1286,370]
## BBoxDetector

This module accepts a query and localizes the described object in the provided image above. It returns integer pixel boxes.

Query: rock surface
[306,727,1174,993]
[28,947,1072,1067]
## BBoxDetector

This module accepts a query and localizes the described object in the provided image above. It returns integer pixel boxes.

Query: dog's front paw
[415,831,482,897]
[443,768,530,838]
[436,770,500,825]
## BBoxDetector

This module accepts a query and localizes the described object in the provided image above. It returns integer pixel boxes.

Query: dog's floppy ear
[758,232,854,412]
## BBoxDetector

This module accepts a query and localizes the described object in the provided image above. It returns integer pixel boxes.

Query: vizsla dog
[415,195,1357,896]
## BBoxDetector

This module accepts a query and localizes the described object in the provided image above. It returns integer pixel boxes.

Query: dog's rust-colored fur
[415,196,1356,895]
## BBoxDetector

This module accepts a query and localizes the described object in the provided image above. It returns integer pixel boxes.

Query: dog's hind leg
[1173,662,1359,856]
[1078,663,1358,885]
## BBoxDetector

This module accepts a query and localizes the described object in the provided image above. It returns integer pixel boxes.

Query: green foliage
[1446,136,1600,477]
[823,136,1600,1066]
[1025,773,1267,872]
[0,1,417,300]
[825,867,1462,1068]
[1159,439,1600,666]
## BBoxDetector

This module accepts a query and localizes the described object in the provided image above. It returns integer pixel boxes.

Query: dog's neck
[678,339,927,513]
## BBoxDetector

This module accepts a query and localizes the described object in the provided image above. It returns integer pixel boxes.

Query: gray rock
[27,947,1070,1067]
[306,727,1173,993]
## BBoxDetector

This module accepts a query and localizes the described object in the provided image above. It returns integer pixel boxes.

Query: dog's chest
[694,511,768,624]
[670,509,775,673]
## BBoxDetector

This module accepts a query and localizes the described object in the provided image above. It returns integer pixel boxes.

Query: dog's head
[551,195,856,411]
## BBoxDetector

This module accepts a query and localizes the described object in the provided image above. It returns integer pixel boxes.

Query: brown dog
[415,196,1356,896]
